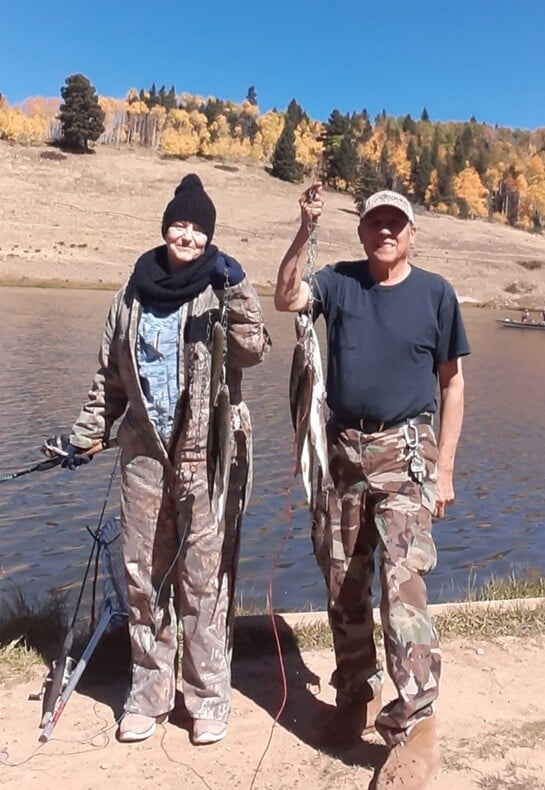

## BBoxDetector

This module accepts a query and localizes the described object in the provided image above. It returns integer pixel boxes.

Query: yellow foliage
[359,129,386,162]
[0,107,47,144]
[453,166,488,217]
[294,119,324,173]
[425,169,439,206]
[158,126,200,157]
[256,112,283,158]
[98,96,126,114]
[188,110,209,132]
[389,144,411,191]
[126,101,149,115]
[241,100,259,116]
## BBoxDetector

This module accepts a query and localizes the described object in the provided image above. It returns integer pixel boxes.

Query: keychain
[402,423,426,484]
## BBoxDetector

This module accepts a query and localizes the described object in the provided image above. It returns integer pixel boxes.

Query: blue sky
[2,0,543,129]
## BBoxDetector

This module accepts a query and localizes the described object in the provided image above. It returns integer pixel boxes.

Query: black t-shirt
[311,261,470,424]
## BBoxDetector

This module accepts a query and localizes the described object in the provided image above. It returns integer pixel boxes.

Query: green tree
[402,114,417,134]
[321,109,359,188]
[58,73,105,152]
[203,97,225,124]
[164,86,178,111]
[412,146,432,204]
[246,85,258,105]
[271,120,303,183]
[421,107,430,122]
[379,143,393,189]
[354,158,383,212]
[286,98,307,126]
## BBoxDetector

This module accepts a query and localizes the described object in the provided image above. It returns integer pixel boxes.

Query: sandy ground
[1,626,545,789]
[2,142,545,309]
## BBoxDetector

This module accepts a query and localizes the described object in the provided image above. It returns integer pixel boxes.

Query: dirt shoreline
[1,626,545,789]
[2,143,545,309]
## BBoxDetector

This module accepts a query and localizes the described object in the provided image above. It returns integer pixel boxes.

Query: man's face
[165,220,208,266]
[358,206,415,265]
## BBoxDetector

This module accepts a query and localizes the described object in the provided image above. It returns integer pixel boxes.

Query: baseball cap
[360,190,415,224]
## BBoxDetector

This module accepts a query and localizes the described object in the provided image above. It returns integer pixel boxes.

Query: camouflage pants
[120,404,252,723]
[312,418,440,745]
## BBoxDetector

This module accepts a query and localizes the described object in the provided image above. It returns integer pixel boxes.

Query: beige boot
[372,715,440,789]
[313,690,382,748]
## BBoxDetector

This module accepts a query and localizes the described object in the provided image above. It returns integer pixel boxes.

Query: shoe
[117,713,157,743]
[313,691,382,748]
[371,714,441,789]
[192,719,227,745]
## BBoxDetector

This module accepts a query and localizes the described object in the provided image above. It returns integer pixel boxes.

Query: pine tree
[271,120,303,183]
[402,114,417,134]
[321,110,358,188]
[354,158,383,212]
[148,83,158,108]
[379,143,393,189]
[286,98,307,126]
[246,85,258,105]
[412,146,432,204]
[164,86,178,111]
[328,135,358,189]
[430,124,441,169]
[58,73,105,152]
[421,107,430,122]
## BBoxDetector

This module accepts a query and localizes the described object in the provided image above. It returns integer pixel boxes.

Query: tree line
[1,73,544,230]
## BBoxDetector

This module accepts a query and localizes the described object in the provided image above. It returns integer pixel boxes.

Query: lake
[1,287,544,613]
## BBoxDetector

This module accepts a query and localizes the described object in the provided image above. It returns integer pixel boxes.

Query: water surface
[1,288,544,612]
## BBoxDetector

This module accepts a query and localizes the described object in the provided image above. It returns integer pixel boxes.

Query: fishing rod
[0,456,64,482]
[0,437,115,484]
[38,442,121,739]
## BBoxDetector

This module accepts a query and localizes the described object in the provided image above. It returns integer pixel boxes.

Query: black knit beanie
[161,174,216,242]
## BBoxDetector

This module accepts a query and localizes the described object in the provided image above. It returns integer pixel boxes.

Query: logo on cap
[361,191,415,224]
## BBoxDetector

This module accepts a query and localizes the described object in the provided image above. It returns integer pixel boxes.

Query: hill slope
[2,143,545,309]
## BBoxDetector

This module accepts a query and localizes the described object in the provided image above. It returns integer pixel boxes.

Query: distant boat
[496,318,545,330]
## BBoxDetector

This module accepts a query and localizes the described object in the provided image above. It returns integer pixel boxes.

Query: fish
[209,321,225,410]
[207,320,232,517]
[207,383,232,520]
[289,312,334,508]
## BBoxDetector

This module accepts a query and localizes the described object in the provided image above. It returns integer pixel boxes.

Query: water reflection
[1,288,544,612]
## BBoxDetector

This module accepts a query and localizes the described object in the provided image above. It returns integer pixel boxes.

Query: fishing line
[249,179,324,787]
[159,728,214,790]
[247,485,294,790]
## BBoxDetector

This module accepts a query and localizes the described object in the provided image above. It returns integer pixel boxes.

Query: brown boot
[313,691,382,748]
[371,715,440,789]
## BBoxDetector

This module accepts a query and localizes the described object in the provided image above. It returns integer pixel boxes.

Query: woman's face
[165,220,208,266]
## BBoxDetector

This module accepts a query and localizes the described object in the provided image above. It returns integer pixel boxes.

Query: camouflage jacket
[71,277,270,464]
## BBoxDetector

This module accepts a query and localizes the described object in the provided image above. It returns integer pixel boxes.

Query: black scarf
[128,244,218,313]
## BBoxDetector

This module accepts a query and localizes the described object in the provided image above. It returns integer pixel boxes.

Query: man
[275,187,469,788]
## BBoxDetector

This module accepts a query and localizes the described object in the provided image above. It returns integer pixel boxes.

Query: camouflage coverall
[71,277,270,722]
[312,417,439,746]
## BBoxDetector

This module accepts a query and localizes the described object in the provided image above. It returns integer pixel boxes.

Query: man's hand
[299,181,324,228]
[434,465,454,518]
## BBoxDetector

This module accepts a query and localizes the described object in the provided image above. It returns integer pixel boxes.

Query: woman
[64,174,270,744]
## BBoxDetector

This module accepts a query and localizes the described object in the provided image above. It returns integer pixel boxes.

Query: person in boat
[274,187,469,789]
[521,308,530,323]
[58,175,270,745]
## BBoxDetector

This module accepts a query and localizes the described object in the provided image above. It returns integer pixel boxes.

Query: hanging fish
[289,312,334,508]
[207,321,233,519]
